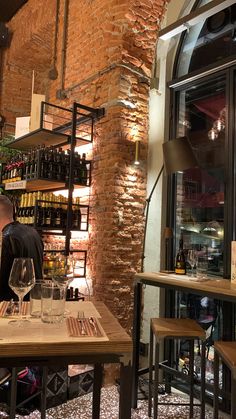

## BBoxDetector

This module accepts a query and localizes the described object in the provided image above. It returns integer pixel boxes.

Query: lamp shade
[162,136,198,175]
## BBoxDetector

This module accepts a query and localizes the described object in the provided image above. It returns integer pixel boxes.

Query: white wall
[142,0,196,343]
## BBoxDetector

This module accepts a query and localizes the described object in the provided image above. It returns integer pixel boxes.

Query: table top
[135,272,236,302]
[0,301,132,359]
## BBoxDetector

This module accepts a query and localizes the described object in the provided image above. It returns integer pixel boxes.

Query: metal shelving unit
[2,101,104,259]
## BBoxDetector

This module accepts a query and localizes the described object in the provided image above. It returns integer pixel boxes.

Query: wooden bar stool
[148,318,206,419]
[214,341,236,419]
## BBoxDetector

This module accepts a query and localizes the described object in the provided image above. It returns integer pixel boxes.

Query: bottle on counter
[175,237,186,275]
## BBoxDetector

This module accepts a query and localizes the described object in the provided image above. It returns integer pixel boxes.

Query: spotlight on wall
[0,23,9,48]
[134,140,141,165]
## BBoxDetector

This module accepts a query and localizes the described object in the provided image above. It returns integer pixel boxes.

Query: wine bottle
[24,193,30,224]
[175,237,186,275]
[45,193,51,227]
[74,152,81,183]
[36,191,43,226]
[17,194,24,223]
[54,196,62,228]
[72,197,81,229]
[81,153,87,185]
[29,192,36,225]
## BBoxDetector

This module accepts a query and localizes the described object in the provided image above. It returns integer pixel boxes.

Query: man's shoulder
[3,222,39,238]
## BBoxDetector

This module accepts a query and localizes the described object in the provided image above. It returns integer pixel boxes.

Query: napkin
[66,317,105,338]
[0,301,30,317]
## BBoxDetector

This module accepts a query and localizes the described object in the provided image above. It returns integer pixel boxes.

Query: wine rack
[1,151,92,191]
[1,101,104,276]
[16,198,89,233]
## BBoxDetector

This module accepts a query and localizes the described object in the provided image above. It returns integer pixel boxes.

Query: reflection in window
[175,76,225,277]
[176,1,236,78]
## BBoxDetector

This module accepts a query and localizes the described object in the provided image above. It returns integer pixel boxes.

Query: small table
[0,301,132,419]
[131,272,236,408]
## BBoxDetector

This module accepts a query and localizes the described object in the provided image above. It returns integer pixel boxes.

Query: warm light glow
[75,142,93,156]
[73,188,90,198]
[53,188,90,199]
[71,231,88,239]
[134,140,140,165]
[214,118,225,132]
[208,128,218,141]
[217,229,224,238]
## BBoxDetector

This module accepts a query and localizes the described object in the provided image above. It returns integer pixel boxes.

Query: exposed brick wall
[0,0,170,331]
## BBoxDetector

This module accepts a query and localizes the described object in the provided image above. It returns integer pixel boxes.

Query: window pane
[175,75,225,277]
[176,2,236,78]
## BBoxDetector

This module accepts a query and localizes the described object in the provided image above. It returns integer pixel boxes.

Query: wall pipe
[59,0,69,93]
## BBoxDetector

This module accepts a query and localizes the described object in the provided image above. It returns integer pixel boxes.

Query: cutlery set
[77,311,99,336]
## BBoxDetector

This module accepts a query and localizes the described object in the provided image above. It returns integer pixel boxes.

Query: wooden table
[0,301,132,419]
[131,272,236,408]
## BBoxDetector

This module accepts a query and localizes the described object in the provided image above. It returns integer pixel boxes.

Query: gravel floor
[0,385,228,418]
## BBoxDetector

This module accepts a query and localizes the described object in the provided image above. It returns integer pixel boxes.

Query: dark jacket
[0,221,43,301]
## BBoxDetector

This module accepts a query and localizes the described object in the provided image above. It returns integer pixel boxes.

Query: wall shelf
[4,176,91,192]
[7,129,70,150]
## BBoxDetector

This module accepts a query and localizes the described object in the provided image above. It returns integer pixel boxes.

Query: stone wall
[0,0,169,331]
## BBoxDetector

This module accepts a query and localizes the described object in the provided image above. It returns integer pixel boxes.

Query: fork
[77,311,86,335]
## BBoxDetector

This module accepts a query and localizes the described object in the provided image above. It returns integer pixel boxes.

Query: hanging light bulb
[208,128,218,141]
[213,118,225,132]
[180,119,191,129]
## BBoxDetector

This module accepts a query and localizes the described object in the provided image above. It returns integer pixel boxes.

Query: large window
[174,75,225,277]
[176,1,236,78]
[165,0,236,401]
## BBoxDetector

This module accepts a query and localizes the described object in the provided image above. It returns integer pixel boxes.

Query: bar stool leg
[41,366,47,419]
[153,339,160,419]
[148,322,154,417]
[231,372,236,418]
[200,340,206,419]
[213,350,219,419]
[189,340,194,419]
[9,368,17,419]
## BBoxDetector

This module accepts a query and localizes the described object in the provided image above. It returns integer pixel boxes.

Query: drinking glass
[50,254,74,316]
[41,281,66,323]
[51,254,74,289]
[8,258,36,325]
[187,249,197,277]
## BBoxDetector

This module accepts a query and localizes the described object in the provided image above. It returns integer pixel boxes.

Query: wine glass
[187,249,197,277]
[8,258,36,325]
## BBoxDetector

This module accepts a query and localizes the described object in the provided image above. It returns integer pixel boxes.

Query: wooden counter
[135,272,236,302]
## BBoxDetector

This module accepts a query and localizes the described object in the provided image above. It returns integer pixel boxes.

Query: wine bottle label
[175,268,186,274]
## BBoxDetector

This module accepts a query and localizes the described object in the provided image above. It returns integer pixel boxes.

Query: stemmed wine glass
[8,258,36,325]
[187,249,197,277]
